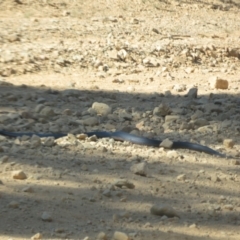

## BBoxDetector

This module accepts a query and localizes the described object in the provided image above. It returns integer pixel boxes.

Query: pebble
[8,201,19,208]
[223,204,234,210]
[130,162,147,176]
[112,231,129,240]
[113,179,135,189]
[31,135,42,148]
[150,205,180,218]
[97,232,108,240]
[160,138,173,148]
[102,189,112,197]
[165,115,180,123]
[22,186,34,193]
[76,133,88,140]
[223,139,235,148]
[41,211,52,222]
[39,106,55,117]
[31,233,42,239]
[153,104,171,116]
[43,137,55,147]
[143,57,159,67]
[12,170,27,180]
[177,174,186,181]
[117,49,128,61]
[82,117,99,126]
[189,223,197,228]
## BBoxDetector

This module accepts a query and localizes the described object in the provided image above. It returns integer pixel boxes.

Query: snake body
[0,130,227,158]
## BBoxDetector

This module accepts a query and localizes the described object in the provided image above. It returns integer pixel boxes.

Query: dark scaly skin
[0,130,229,158]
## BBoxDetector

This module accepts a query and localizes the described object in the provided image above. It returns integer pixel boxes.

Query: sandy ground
[0,0,240,240]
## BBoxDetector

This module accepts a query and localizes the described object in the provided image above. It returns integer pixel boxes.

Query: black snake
[0,130,229,158]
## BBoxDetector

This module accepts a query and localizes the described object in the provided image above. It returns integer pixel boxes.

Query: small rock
[209,76,228,89]
[213,204,221,210]
[128,232,138,238]
[117,49,128,61]
[223,204,234,210]
[150,205,180,218]
[76,133,88,140]
[113,231,129,240]
[43,137,55,147]
[92,102,112,116]
[160,139,173,148]
[155,103,171,116]
[31,135,42,148]
[12,170,27,180]
[88,135,98,142]
[82,117,99,126]
[187,87,198,98]
[97,232,108,240]
[227,48,240,58]
[143,57,159,67]
[34,104,44,113]
[192,118,209,127]
[22,186,34,193]
[223,139,235,148]
[55,228,65,233]
[118,211,130,218]
[119,111,132,121]
[177,174,186,181]
[62,109,72,115]
[41,211,52,222]
[165,115,180,122]
[82,237,90,240]
[102,189,112,197]
[39,106,55,117]
[191,110,203,120]
[113,179,135,189]
[8,201,19,208]
[36,98,46,104]
[189,223,197,228]
[31,233,42,239]
[130,162,148,176]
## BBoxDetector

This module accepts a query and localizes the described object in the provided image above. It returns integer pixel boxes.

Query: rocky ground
[0,0,240,239]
